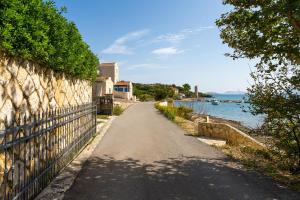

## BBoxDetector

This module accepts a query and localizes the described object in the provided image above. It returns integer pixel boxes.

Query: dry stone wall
[0,54,92,129]
[0,54,93,198]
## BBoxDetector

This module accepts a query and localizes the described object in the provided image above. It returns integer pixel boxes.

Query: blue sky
[55,0,254,93]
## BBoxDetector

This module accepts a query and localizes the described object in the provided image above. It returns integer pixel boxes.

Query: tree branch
[288,11,300,34]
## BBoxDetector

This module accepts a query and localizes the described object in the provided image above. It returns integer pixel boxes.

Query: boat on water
[211,99,219,105]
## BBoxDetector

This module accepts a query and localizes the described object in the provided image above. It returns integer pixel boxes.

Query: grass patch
[154,102,193,121]
[97,115,110,120]
[113,105,124,116]
[174,116,197,135]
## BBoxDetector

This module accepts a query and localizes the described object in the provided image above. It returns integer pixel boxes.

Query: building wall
[113,82,133,100]
[0,54,92,129]
[92,77,113,99]
[99,63,119,83]
[114,91,131,100]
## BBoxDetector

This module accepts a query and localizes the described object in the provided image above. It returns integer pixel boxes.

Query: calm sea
[175,94,264,128]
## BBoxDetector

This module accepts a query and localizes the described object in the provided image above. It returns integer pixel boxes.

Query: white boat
[211,99,219,105]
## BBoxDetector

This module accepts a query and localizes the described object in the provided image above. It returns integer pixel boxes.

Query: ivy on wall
[0,0,98,80]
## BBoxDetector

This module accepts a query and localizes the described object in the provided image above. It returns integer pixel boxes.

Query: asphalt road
[64,102,299,200]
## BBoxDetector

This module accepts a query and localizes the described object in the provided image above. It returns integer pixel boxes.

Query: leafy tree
[182,83,191,93]
[0,0,98,80]
[216,0,300,172]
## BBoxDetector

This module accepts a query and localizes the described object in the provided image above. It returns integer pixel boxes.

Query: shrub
[177,106,193,119]
[0,0,98,80]
[155,103,177,121]
[155,103,194,121]
[139,94,153,102]
[113,105,124,116]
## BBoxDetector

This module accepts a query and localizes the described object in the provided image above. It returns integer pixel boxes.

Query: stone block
[28,91,40,114]
[31,74,41,89]
[0,69,11,86]
[6,59,19,77]
[16,66,28,86]
[6,81,23,108]
[0,85,5,109]
[0,99,14,126]
[22,76,35,97]
[41,95,49,112]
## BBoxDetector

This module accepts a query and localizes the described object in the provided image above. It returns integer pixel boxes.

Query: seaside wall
[0,54,92,129]
[197,122,265,149]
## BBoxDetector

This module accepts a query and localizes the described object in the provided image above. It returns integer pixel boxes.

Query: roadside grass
[97,114,110,120]
[155,102,193,121]
[174,116,197,135]
[154,103,300,191]
[113,105,124,116]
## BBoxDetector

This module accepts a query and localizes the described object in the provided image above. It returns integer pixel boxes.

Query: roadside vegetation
[134,83,211,101]
[155,102,300,190]
[221,145,300,191]
[0,0,98,80]
[217,0,300,174]
[155,102,193,121]
[97,115,109,120]
[113,105,124,116]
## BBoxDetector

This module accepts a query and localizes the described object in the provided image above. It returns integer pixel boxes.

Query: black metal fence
[0,103,97,200]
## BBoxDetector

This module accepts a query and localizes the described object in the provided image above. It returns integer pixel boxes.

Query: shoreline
[190,113,251,134]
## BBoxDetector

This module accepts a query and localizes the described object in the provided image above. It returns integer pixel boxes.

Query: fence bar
[0,103,97,200]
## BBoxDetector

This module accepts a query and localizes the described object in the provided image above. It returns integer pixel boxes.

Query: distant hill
[133,83,212,101]
[223,91,246,95]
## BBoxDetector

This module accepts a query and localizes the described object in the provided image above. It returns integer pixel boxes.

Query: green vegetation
[155,103,193,121]
[133,83,211,101]
[113,105,124,116]
[0,0,98,80]
[217,0,300,173]
[97,115,109,120]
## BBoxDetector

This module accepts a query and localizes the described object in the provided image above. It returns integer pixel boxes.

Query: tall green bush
[0,0,98,80]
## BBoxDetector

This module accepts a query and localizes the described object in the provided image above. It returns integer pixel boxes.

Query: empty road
[64,102,299,200]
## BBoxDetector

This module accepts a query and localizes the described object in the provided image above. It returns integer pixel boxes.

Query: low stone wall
[0,54,92,129]
[197,122,265,149]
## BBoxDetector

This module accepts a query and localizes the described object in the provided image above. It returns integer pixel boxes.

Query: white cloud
[102,29,149,54]
[154,26,214,44]
[151,47,184,56]
[127,63,169,70]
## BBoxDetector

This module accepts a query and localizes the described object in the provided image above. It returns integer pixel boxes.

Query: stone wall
[0,54,92,129]
[197,122,265,149]
[0,54,93,198]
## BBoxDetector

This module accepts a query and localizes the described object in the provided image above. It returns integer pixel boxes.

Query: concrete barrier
[197,122,265,149]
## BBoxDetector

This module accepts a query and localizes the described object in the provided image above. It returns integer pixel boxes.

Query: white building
[92,77,114,100]
[98,62,119,83]
[113,81,134,100]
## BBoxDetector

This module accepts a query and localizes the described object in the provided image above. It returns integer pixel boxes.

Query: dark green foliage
[0,0,98,80]
[133,83,175,101]
[133,83,211,101]
[217,0,300,172]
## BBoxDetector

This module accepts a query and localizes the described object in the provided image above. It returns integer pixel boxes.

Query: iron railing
[0,103,97,200]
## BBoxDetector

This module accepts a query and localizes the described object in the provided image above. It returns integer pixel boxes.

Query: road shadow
[63,155,299,200]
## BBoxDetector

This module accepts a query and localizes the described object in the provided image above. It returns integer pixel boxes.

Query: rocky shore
[190,113,250,133]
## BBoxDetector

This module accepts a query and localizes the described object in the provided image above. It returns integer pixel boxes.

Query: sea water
[175,94,264,128]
